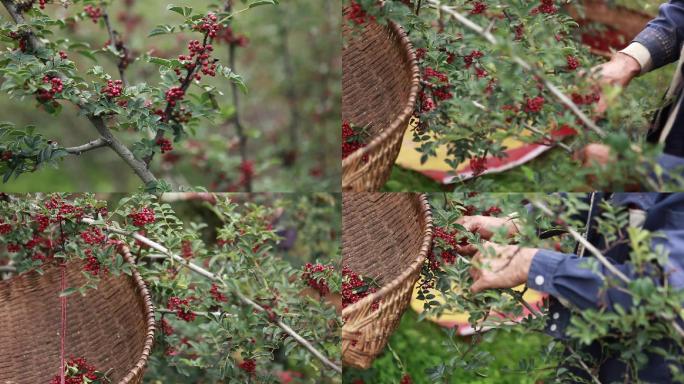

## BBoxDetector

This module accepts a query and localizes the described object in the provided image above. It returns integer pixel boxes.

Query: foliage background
[0,0,341,192]
[380,0,676,192]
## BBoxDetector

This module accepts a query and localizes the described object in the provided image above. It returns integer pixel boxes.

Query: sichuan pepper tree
[0,0,279,192]
[0,192,341,382]
[345,192,684,383]
[346,0,681,191]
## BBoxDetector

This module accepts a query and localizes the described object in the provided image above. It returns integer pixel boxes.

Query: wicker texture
[342,19,420,191]
[342,193,433,369]
[0,246,155,384]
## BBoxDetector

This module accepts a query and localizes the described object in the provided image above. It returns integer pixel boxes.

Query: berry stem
[102,8,128,87]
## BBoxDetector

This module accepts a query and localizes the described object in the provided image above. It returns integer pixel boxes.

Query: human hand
[574,143,614,167]
[589,52,641,115]
[455,215,520,255]
[468,241,538,293]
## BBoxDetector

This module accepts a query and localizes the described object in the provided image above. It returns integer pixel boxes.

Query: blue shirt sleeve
[633,1,684,70]
[527,249,634,311]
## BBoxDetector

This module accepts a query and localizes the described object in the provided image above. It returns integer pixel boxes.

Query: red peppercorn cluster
[84,5,102,23]
[8,31,28,52]
[566,55,580,71]
[1,150,12,162]
[209,283,228,303]
[571,91,600,106]
[15,0,50,12]
[470,1,487,15]
[165,87,185,107]
[342,121,368,159]
[127,207,156,227]
[0,221,12,234]
[237,160,254,187]
[156,137,173,153]
[83,249,104,276]
[59,50,68,60]
[102,79,123,99]
[301,263,335,296]
[167,296,196,322]
[524,96,545,113]
[239,358,256,374]
[531,0,557,15]
[342,265,380,311]
[6,243,20,252]
[400,374,413,384]
[194,12,220,38]
[37,75,64,102]
[469,156,488,177]
[161,318,174,336]
[346,0,375,25]
[177,40,217,80]
[80,227,106,245]
[424,67,448,83]
[217,27,249,47]
[49,357,105,384]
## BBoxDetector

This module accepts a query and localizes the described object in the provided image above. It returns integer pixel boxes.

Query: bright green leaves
[0,122,68,183]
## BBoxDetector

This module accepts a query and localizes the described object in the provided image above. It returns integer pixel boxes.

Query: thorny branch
[80,217,343,374]
[65,138,110,155]
[102,8,128,87]
[426,0,606,139]
[0,0,158,186]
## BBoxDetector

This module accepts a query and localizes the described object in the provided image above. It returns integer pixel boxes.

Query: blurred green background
[0,0,341,192]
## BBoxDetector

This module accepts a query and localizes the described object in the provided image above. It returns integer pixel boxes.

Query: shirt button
[553,312,560,320]
[550,324,557,332]
[534,275,545,286]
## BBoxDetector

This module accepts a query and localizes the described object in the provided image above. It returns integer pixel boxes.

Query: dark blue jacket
[529,193,684,383]
[634,1,684,162]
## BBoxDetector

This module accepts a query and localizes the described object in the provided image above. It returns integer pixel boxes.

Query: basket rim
[119,245,156,384]
[0,245,156,383]
[342,193,433,317]
[341,20,421,172]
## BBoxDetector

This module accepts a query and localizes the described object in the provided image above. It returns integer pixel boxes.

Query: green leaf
[166,4,193,17]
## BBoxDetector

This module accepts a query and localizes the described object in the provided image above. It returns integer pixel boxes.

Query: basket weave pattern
[342,193,432,369]
[0,246,155,384]
[342,20,420,191]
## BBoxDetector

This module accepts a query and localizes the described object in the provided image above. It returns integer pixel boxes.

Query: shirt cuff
[527,249,566,297]
[619,42,653,75]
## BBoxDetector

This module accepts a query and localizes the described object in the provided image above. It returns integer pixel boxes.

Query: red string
[60,262,66,384]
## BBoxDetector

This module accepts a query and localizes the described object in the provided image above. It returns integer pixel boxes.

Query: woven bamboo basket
[342,193,433,369]
[342,19,420,191]
[567,0,652,58]
[0,246,155,384]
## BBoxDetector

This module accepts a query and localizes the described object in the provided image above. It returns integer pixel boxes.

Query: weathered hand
[590,52,641,115]
[469,241,538,293]
[574,143,614,167]
[455,215,520,255]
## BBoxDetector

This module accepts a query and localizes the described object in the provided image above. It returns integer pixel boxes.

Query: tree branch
[80,217,342,373]
[88,116,157,185]
[0,0,158,186]
[531,199,684,338]
[426,0,606,139]
[225,0,251,192]
[0,0,42,49]
[102,9,128,87]
[65,138,110,155]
